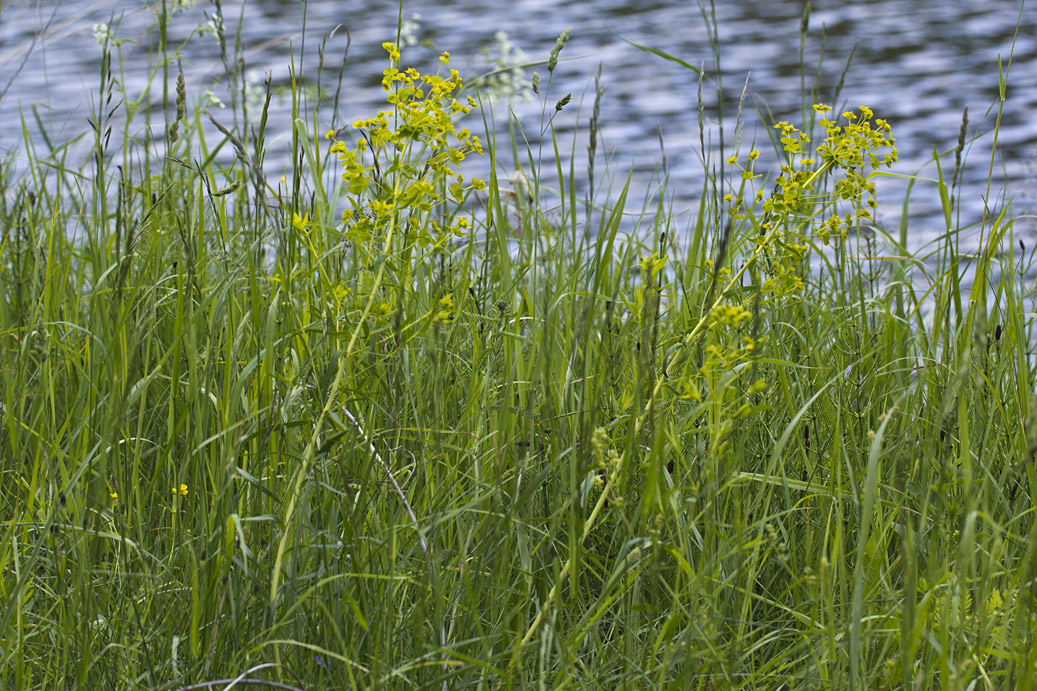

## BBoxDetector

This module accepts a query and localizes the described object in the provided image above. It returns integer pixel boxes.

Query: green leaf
[610,31,701,74]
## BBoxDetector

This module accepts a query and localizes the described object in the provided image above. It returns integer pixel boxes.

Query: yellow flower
[369,199,393,217]
[324,129,336,140]
[638,251,667,276]
[433,293,456,323]
[172,484,188,496]
[439,51,451,64]
[710,303,752,328]
[109,492,118,500]
[382,42,400,62]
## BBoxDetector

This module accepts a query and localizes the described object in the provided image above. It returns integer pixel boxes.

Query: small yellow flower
[369,199,393,217]
[747,149,760,161]
[382,42,400,62]
[324,129,336,140]
[433,293,456,323]
[172,484,188,496]
[109,492,118,500]
[439,51,451,64]
[638,251,667,276]
[709,303,752,328]
[726,155,738,165]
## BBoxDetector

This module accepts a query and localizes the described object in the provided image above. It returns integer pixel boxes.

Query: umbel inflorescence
[717,103,898,300]
[325,42,486,252]
[676,104,897,458]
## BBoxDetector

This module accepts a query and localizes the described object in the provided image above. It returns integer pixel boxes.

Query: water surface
[1,0,1034,250]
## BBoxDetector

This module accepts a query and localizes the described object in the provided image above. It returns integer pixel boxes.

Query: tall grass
[1,2,1034,689]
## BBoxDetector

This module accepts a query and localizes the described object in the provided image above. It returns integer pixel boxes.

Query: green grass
[1,3,1035,689]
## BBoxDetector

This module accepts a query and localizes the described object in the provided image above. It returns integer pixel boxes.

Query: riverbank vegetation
[1,2,1034,689]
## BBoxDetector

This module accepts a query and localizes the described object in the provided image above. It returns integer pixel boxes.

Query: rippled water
[2,0,1034,250]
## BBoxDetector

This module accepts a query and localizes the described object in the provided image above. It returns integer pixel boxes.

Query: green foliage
[0,4,1034,691]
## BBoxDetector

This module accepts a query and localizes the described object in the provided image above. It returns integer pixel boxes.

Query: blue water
[1,0,1034,252]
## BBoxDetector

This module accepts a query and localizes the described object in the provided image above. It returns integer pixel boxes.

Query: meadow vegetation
[1,2,1035,689]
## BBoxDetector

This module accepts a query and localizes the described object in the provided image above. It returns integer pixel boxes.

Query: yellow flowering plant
[677,104,897,460]
[319,42,488,333]
[715,104,897,310]
[326,43,485,255]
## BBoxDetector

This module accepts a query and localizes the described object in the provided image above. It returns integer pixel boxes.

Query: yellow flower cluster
[688,105,897,459]
[432,292,457,324]
[709,303,752,329]
[734,104,897,295]
[812,104,897,240]
[326,42,486,248]
[759,105,897,241]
